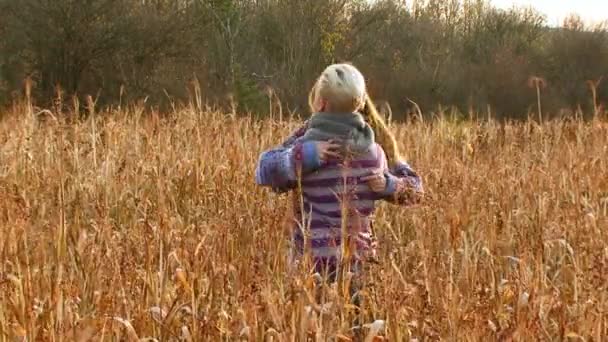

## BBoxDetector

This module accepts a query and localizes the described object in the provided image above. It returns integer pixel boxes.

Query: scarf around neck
[300,112,375,155]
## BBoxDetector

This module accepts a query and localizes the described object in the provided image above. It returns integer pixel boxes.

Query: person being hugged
[255,63,423,286]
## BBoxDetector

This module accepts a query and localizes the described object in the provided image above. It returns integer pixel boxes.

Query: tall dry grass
[0,99,607,341]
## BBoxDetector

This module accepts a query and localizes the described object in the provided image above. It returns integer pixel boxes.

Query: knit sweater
[255,120,423,274]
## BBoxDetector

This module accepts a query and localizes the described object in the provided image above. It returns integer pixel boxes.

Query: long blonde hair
[360,96,402,167]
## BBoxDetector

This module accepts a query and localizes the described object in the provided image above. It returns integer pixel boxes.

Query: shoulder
[282,121,310,147]
[294,120,310,135]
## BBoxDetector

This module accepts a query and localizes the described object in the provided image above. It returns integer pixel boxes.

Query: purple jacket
[255,122,423,272]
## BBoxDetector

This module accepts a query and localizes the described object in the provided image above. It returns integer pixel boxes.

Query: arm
[376,147,424,206]
[254,123,320,193]
[279,123,308,148]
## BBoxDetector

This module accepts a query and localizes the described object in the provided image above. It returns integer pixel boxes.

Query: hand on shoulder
[299,140,343,172]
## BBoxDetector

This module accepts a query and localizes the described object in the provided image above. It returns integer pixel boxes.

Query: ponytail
[360,97,402,167]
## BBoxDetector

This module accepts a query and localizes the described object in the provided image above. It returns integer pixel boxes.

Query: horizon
[491,0,608,27]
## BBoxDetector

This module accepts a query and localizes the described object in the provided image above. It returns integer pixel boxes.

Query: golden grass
[0,101,607,341]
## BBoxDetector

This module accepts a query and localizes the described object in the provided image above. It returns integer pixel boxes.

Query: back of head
[309,63,366,113]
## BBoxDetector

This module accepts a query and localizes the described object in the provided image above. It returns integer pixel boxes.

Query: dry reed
[0,101,607,341]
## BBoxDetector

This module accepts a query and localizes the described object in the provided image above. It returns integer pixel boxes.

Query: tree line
[1,0,607,119]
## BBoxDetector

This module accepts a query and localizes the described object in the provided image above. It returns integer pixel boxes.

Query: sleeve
[280,123,308,148]
[376,147,424,206]
[254,122,321,193]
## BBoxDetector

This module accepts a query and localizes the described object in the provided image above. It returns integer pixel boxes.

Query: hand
[315,140,342,163]
[361,172,387,193]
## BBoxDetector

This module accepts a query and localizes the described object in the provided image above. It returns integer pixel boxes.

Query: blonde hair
[308,63,367,113]
[360,96,402,167]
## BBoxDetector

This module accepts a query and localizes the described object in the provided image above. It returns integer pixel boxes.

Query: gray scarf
[300,112,375,154]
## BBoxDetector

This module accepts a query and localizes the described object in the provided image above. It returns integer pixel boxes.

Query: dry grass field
[0,99,607,341]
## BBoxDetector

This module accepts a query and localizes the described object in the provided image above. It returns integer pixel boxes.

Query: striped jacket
[255,122,423,273]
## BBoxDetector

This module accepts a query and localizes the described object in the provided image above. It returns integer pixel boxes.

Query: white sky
[491,0,608,26]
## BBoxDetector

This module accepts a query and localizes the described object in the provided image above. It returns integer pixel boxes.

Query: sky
[491,0,608,26]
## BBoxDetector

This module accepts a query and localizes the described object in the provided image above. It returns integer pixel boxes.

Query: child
[255,63,423,283]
